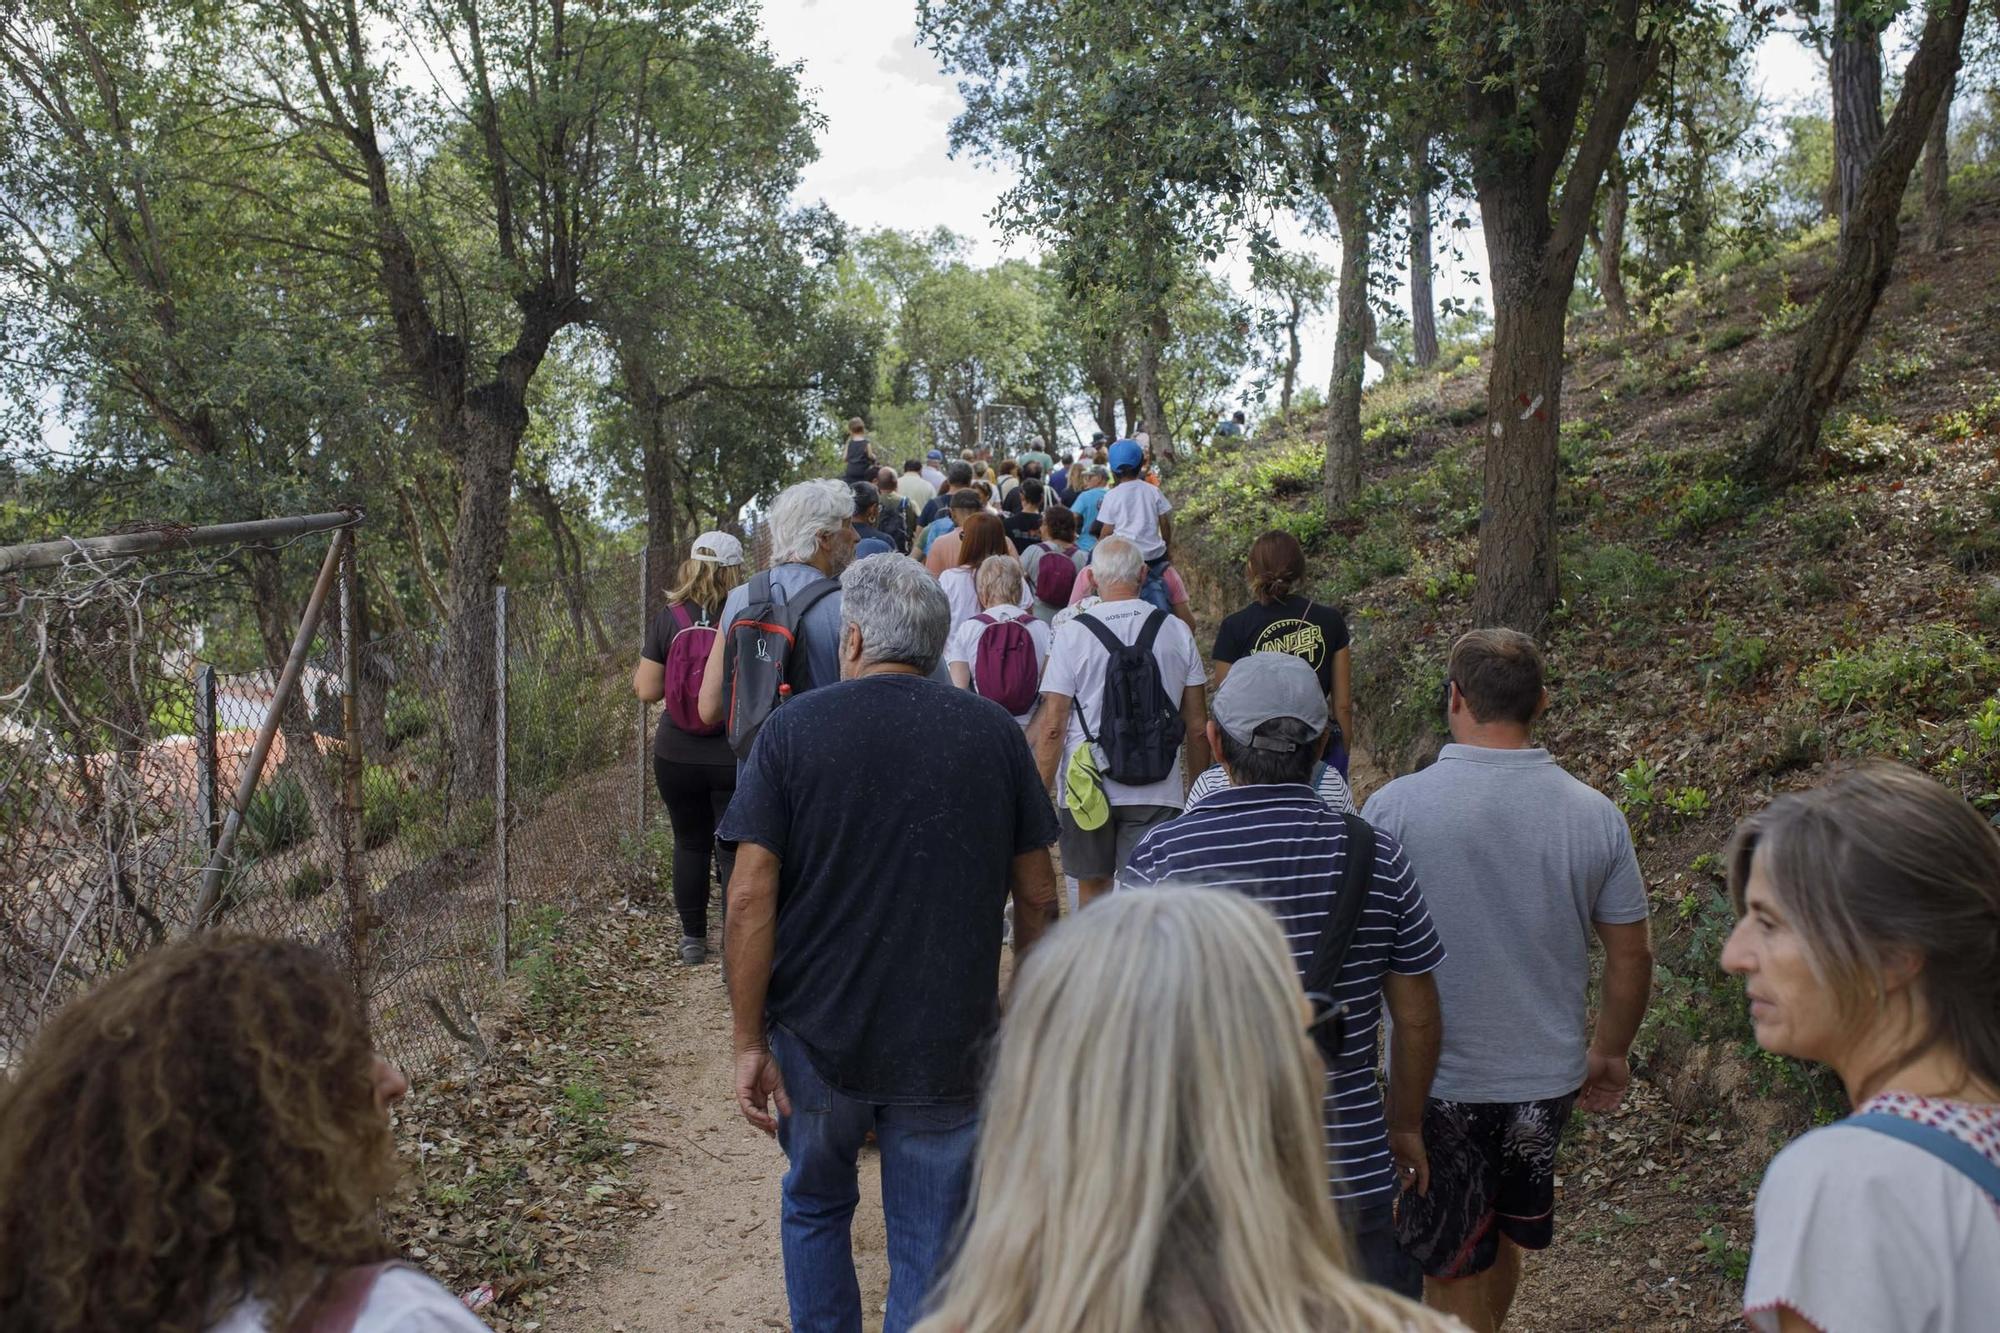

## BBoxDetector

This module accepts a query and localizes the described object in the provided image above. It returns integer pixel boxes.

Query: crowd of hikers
[0,423,1995,1333]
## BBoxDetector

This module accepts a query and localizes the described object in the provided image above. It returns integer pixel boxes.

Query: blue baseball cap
[1109,439,1144,474]
[926,449,944,461]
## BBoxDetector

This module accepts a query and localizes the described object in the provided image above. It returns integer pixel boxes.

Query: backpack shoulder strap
[1074,611,1123,655]
[1134,606,1170,653]
[1302,812,1377,1000]
[1844,1112,2000,1203]
[668,601,694,633]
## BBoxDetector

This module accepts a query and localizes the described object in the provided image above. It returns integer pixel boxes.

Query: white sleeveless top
[208,1266,489,1333]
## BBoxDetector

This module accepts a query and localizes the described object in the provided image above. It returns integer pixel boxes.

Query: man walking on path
[920,448,947,493]
[696,478,856,728]
[1034,537,1209,903]
[896,459,934,521]
[1363,629,1654,1333]
[1119,651,1444,1299]
[721,554,1061,1333]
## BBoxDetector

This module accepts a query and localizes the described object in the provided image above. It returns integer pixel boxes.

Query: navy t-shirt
[716,673,1060,1103]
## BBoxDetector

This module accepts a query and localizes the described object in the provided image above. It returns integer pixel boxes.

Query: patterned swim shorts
[1394,1093,1578,1279]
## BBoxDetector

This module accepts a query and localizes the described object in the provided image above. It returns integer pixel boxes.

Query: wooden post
[493,586,509,980]
[188,528,350,930]
[193,665,219,855]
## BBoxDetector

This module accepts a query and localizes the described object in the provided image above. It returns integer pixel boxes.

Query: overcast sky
[759,1,1839,420]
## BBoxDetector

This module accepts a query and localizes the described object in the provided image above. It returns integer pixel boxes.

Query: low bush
[1567,544,1676,607]
[244,773,311,856]
[1699,618,1771,694]
[1801,626,1996,716]
[1820,413,1936,474]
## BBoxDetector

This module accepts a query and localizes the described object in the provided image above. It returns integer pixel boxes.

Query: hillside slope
[1171,174,2000,1328]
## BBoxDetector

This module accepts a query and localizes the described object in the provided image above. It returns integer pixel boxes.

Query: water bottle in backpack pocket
[1074,608,1185,785]
[971,612,1041,716]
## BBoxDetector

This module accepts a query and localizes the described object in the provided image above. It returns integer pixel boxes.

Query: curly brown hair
[0,935,397,1332]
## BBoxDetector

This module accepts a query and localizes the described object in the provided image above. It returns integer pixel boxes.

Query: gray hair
[841,553,949,673]
[767,478,853,564]
[976,554,1024,607]
[1091,536,1144,592]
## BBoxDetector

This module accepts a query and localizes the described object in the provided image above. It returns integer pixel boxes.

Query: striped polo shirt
[1119,784,1446,1208]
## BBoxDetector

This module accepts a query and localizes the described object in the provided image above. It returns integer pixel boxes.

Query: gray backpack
[723,570,839,760]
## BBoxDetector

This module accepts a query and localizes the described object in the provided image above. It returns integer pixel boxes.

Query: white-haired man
[1033,536,1209,903]
[724,553,1060,1333]
[697,478,856,729]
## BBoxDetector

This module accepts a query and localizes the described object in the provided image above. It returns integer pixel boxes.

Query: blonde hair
[666,557,741,614]
[916,888,1435,1333]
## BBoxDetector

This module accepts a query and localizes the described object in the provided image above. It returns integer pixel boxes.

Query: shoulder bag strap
[1135,606,1169,653]
[1070,613,1125,745]
[1301,813,1379,1065]
[1845,1112,2000,1204]
[668,601,694,634]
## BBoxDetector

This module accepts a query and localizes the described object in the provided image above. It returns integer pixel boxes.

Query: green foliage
[284,862,330,902]
[1699,618,1770,694]
[1787,495,1875,554]
[1664,478,1750,537]
[361,763,408,850]
[1568,544,1675,607]
[1616,758,1660,817]
[244,774,311,857]
[1702,324,1756,354]
[1714,367,1781,418]
[1666,786,1712,818]
[1801,628,1997,716]
[511,659,628,801]
[1700,1227,1752,1283]
[1926,492,2000,572]
[1820,414,1936,474]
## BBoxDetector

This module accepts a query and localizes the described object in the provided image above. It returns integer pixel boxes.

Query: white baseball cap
[690,531,744,566]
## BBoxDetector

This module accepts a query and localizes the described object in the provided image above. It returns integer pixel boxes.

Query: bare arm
[697,625,728,726]
[949,661,972,690]
[1210,658,1233,692]
[725,843,789,1134]
[632,657,665,704]
[1158,513,1173,552]
[1382,969,1443,1194]
[1331,645,1353,748]
[1035,693,1072,791]
[1179,686,1211,787]
[1008,847,1059,960]
[1582,918,1655,1112]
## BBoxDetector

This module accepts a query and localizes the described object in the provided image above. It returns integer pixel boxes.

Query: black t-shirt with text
[1211,595,1352,696]
[1002,509,1044,544]
[716,674,1060,1103]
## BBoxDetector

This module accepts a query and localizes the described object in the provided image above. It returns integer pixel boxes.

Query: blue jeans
[769,1025,978,1333]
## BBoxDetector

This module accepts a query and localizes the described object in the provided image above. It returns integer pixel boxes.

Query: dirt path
[538,950,889,1332]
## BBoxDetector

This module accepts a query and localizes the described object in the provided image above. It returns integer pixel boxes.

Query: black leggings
[652,756,738,939]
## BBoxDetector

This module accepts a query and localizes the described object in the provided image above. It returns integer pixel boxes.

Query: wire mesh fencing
[0,515,669,1075]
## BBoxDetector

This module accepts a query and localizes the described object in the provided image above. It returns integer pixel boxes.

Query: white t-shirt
[939,565,1030,632]
[1095,480,1171,559]
[1042,598,1205,810]
[1743,1095,2000,1333]
[209,1267,489,1333]
[944,603,1052,726]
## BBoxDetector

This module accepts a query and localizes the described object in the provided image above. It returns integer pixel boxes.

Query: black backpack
[723,570,840,760]
[1074,608,1186,785]
[1301,812,1379,1071]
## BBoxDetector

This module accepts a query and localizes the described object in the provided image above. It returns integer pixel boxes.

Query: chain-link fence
[0,513,686,1074]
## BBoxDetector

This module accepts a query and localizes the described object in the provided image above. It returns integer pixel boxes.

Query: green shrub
[1699,618,1770,694]
[1977,583,2000,629]
[284,862,330,902]
[244,774,311,856]
[1714,369,1781,419]
[1821,413,1935,473]
[1558,419,1610,477]
[1616,758,1660,817]
[1665,478,1750,537]
[1801,627,1996,715]
[511,658,628,799]
[1568,544,1674,607]
[1927,495,2000,572]
[1703,324,1756,354]
[361,763,407,849]
[1787,497,1874,554]
[384,689,434,748]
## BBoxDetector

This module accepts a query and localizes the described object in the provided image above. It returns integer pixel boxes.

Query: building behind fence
[0,512,701,1072]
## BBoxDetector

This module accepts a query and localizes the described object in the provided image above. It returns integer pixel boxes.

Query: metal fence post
[493,585,509,980]
[193,665,219,854]
[339,539,368,996]
[637,552,651,838]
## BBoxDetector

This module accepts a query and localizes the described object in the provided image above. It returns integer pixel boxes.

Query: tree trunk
[1599,160,1633,329]
[1410,134,1439,369]
[1121,389,1142,438]
[1137,309,1173,461]
[1323,213,1370,513]
[1741,0,1971,484]
[441,407,519,807]
[525,477,612,655]
[1922,71,1954,253]
[1832,0,1886,231]
[1096,387,1119,439]
[1281,293,1302,414]
[1471,278,1568,633]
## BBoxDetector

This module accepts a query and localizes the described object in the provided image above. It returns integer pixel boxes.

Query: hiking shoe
[679,936,708,966]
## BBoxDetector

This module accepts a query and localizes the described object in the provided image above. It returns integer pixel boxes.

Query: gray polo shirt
[1362,744,1648,1103]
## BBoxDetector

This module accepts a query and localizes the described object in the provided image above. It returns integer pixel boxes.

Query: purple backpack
[663,602,722,737]
[972,612,1041,716]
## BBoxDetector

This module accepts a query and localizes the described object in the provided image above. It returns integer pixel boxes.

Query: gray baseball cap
[1212,652,1328,750]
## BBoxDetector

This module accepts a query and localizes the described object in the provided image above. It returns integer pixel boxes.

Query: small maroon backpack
[972,612,1040,716]
[662,602,722,737]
